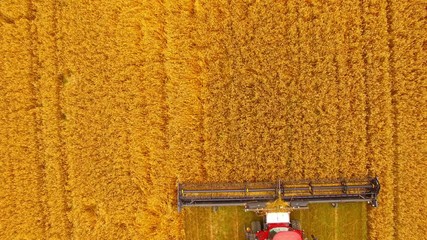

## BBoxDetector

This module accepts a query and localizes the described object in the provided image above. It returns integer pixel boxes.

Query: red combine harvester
[178,177,380,240]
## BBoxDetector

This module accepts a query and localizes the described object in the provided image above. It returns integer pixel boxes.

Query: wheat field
[0,0,425,239]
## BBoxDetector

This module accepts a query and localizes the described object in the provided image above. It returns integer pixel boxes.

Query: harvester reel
[177,177,380,212]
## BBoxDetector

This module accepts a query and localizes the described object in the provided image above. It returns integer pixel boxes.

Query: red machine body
[270,231,303,240]
[254,222,303,240]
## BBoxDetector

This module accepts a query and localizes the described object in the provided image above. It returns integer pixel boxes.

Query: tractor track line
[359,0,372,178]
[54,0,74,237]
[385,0,400,238]
[28,0,49,236]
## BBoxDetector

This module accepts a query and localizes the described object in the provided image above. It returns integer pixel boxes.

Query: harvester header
[177,177,380,212]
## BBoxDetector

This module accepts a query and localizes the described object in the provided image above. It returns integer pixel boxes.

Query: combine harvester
[178,177,380,240]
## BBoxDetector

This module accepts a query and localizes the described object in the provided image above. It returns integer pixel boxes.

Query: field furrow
[33,0,73,237]
[360,0,395,239]
[335,0,368,178]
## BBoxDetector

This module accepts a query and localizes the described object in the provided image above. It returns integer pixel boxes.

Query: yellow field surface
[0,0,425,239]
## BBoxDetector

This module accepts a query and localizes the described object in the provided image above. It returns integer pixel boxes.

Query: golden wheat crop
[0,0,425,239]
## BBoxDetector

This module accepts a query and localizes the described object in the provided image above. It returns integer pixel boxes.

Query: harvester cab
[246,212,304,240]
[177,177,380,240]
